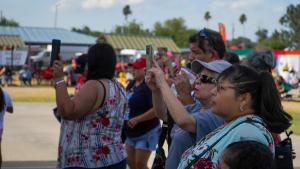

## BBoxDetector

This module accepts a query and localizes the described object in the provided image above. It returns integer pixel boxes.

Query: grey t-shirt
[165,104,224,169]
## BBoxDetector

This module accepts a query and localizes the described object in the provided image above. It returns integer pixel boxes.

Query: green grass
[289,111,300,135]
[6,87,75,102]
[4,86,300,135]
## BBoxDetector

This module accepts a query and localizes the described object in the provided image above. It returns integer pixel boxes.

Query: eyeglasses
[196,74,217,84]
[216,83,237,93]
[216,81,258,93]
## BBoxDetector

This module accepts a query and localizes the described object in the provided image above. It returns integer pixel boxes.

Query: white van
[30,45,89,67]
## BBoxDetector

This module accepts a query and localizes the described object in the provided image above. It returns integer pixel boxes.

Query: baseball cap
[191,60,232,74]
[131,58,146,69]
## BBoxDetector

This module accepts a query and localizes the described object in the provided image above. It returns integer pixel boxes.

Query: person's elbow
[153,107,167,122]
[59,110,79,120]
[58,103,79,120]
[155,113,167,122]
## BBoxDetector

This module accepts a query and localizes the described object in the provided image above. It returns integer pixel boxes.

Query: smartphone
[146,44,155,69]
[50,39,61,67]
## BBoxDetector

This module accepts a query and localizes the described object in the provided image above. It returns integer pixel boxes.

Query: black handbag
[152,124,168,169]
[275,131,296,169]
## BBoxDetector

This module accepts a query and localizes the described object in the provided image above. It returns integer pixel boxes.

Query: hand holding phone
[50,39,61,67]
[146,44,155,70]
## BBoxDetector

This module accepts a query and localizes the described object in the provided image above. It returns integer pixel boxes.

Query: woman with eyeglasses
[175,64,292,169]
[146,60,231,169]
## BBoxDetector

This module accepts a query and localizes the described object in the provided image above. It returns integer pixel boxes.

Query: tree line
[1,3,300,49]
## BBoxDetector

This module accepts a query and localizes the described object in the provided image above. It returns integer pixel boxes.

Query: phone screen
[146,44,155,69]
[50,39,61,67]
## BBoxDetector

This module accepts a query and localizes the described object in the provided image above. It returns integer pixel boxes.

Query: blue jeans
[64,159,126,169]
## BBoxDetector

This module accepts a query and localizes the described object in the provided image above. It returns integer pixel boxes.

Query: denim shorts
[125,125,160,151]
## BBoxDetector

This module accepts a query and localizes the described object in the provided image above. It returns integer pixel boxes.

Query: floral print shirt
[177,115,274,169]
[57,80,127,168]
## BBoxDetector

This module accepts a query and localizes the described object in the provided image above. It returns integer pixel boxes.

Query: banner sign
[0,50,28,66]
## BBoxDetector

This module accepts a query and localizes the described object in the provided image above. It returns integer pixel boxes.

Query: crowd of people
[0,28,296,169]
[49,28,295,169]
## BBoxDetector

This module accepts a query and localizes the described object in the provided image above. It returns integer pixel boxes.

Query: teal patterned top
[177,115,274,169]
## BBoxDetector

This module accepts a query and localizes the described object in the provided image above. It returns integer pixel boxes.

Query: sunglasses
[196,74,217,84]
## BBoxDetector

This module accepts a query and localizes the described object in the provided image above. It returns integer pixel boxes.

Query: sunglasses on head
[196,74,217,84]
[198,29,216,51]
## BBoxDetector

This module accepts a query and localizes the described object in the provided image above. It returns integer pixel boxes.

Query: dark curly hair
[189,28,226,59]
[86,43,116,80]
[222,141,274,169]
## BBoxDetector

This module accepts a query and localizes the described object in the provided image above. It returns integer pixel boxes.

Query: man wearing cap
[176,28,226,106]
[146,59,231,169]
[124,57,160,169]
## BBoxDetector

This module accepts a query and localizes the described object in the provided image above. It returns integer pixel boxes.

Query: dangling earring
[240,105,244,112]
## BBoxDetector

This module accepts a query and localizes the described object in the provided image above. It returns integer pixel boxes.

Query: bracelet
[55,79,65,88]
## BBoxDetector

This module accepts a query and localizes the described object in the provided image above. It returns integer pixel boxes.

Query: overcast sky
[1,0,299,41]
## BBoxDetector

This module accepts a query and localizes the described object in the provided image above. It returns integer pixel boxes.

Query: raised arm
[146,73,168,122]
[53,60,104,120]
[152,90,168,121]
[148,66,197,133]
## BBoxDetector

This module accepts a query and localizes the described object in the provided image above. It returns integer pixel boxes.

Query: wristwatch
[55,79,65,88]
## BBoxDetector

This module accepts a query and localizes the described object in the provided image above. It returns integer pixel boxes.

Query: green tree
[113,20,152,35]
[239,14,247,36]
[204,11,212,28]
[153,17,197,47]
[256,30,288,49]
[255,28,268,42]
[71,25,103,37]
[123,5,132,22]
[279,3,300,49]
[0,16,19,27]
[230,36,254,49]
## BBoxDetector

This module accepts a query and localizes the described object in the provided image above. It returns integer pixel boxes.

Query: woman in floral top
[176,65,292,169]
[53,43,127,169]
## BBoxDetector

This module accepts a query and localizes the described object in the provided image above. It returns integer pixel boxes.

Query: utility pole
[54,3,60,28]
[0,10,3,22]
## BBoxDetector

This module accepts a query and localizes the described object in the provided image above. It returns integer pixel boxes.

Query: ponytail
[0,87,5,112]
[258,71,292,133]
[218,65,292,134]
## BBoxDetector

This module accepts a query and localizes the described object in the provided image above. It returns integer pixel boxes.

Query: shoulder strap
[126,80,135,91]
[185,119,249,169]
[112,79,126,98]
[97,80,106,108]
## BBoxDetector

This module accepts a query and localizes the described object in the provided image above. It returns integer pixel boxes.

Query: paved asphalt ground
[2,102,300,169]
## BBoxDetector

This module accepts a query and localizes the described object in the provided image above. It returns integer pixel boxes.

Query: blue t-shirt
[165,103,224,169]
[124,80,160,138]
[0,90,13,129]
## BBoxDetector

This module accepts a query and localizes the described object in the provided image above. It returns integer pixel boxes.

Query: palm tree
[204,11,212,28]
[123,5,132,22]
[239,13,247,37]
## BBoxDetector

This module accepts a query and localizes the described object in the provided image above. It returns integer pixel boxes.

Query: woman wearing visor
[146,59,231,169]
